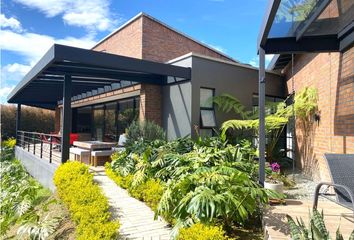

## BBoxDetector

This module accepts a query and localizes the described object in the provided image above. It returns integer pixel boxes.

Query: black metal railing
[16,131,61,164]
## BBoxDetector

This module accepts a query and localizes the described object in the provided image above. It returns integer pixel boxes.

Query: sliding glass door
[93,105,104,141]
[75,97,139,142]
[104,102,117,142]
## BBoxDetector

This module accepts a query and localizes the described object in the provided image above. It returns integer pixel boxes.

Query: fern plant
[287,208,354,240]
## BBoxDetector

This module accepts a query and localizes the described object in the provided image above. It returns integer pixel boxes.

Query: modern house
[8,12,284,166]
[8,0,353,190]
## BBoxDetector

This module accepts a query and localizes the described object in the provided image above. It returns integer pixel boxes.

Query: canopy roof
[259,0,353,57]
[7,44,191,109]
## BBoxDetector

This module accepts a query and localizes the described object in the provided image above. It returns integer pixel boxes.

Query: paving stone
[93,171,172,239]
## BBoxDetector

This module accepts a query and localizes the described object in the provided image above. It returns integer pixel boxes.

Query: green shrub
[106,163,163,212]
[54,162,119,240]
[1,104,54,140]
[2,138,16,149]
[177,223,230,240]
[126,121,166,147]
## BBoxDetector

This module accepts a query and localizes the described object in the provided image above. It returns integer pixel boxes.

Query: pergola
[7,44,191,163]
[257,0,353,184]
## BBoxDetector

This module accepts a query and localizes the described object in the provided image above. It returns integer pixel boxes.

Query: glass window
[93,105,104,141]
[117,98,137,136]
[104,102,117,142]
[200,88,214,108]
[77,106,91,133]
[201,109,216,128]
[199,128,213,138]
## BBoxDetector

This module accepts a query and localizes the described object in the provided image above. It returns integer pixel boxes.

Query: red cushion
[70,133,79,145]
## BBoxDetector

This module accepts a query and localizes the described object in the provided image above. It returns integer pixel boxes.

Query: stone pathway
[93,169,172,240]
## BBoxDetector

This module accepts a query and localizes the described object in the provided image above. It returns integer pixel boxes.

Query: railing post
[16,104,21,145]
[40,137,43,159]
[49,136,53,163]
[27,133,30,151]
[33,133,36,155]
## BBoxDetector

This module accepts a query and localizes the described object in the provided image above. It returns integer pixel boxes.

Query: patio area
[264,199,354,239]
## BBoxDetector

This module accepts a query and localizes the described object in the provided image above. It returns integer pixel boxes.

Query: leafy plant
[54,162,119,240]
[17,214,61,240]
[177,223,230,240]
[126,120,166,150]
[107,136,278,238]
[0,158,41,235]
[287,208,354,240]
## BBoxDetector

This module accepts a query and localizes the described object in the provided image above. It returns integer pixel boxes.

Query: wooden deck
[264,199,354,239]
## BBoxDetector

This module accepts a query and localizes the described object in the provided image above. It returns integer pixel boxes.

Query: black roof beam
[264,35,339,54]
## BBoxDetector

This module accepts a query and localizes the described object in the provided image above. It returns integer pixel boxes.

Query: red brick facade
[89,13,234,125]
[283,46,354,181]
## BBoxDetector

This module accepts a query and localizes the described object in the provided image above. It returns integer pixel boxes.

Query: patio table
[72,141,116,165]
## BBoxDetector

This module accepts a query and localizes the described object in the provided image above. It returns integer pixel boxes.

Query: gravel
[284,172,319,200]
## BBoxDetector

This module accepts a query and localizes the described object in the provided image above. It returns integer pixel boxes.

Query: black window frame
[199,87,216,136]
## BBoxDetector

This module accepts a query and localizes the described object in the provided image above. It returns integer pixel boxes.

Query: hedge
[177,223,230,240]
[54,162,119,240]
[105,163,163,211]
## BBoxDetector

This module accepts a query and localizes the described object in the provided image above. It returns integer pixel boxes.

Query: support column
[16,104,21,143]
[258,47,266,186]
[61,75,72,163]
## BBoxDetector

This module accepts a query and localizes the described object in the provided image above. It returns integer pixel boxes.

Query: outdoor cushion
[112,147,125,152]
[70,147,90,155]
[91,150,113,157]
[118,134,127,147]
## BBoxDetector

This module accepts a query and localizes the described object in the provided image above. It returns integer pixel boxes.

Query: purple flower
[271,162,280,172]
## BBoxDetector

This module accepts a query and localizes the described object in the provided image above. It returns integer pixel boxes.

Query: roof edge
[167,52,282,76]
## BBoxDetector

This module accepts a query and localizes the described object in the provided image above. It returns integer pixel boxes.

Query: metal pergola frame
[8,44,191,163]
[257,0,353,185]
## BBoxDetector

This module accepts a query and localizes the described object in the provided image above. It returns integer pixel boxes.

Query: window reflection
[75,97,139,142]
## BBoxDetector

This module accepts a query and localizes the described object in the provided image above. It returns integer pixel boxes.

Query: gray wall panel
[15,147,58,192]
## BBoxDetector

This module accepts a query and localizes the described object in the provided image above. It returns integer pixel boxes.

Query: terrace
[5,0,353,238]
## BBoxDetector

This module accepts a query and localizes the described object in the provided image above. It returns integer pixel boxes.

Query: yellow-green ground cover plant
[54,162,119,240]
[177,223,230,240]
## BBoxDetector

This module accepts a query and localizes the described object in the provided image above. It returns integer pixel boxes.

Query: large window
[76,106,91,133]
[199,88,216,137]
[74,96,139,142]
[93,105,104,141]
[117,98,139,136]
[104,102,117,142]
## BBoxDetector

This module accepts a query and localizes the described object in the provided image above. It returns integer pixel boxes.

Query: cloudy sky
[1,0,273,103]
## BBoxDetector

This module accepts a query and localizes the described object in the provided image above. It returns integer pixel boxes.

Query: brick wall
[93,17,143,58]
[141,16,233,63]
[139,84,162,125]
[284,46,354,181]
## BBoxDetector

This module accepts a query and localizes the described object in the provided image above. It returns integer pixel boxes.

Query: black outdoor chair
[313,154,354,216]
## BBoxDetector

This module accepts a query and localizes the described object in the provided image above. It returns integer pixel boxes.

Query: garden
[0,139,119,240]
[104,87,320,239]
[0,138,75,239]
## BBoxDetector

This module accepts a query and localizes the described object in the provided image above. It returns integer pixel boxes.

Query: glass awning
[258,0,354,54]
